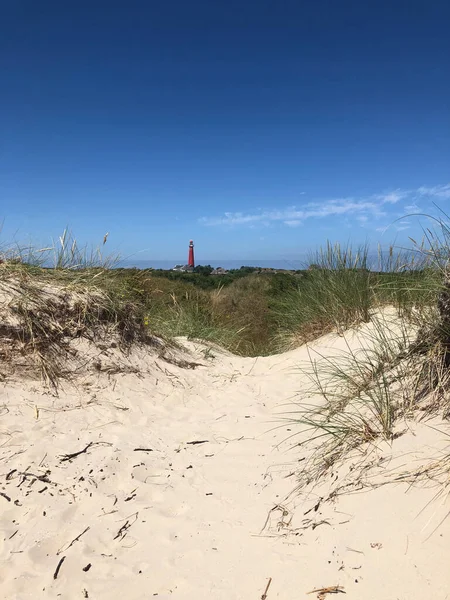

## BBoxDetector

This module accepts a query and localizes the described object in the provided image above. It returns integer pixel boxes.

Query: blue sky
[1,1,449,263]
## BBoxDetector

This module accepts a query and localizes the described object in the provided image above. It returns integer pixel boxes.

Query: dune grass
[0,227,119,271]
[283,220,450,488]
[0,227,447,395]
[285,312,421,479]
[271,242,437,351]
[0,231,155,386]
[3,224,450,516]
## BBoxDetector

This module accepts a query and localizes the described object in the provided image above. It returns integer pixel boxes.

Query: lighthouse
[188,240,195,268]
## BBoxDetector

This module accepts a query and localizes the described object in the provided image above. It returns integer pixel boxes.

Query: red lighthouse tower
[188,240,195,268]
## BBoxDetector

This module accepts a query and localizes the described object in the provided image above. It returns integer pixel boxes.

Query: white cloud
[418,184,450,199]
[375,219,411,235]
[199,212,262,226]
[404,203,421,213]
[201,199,385,227]
[374,190,409,204]
[200,183,450,228]
[395,220,411,232]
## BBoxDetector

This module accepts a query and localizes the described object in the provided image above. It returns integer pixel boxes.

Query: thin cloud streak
[200,199,384,227]
[200,183,450,228]
[417,184,450,199]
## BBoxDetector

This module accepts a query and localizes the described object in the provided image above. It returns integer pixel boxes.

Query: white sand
[1,328,449,599]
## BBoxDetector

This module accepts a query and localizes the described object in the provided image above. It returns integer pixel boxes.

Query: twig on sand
[261,577,272,599]
[133,448,153,452]
[307,586,345,599]
[18,470,53,485]
[114,520,131,541]
[57,527,90,555]
[186,440,209,445]
[59,442,111,462]
[114,512,139,541]
[53,556,66,580]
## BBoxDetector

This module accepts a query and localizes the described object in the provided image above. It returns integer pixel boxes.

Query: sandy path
[1,332,449,599]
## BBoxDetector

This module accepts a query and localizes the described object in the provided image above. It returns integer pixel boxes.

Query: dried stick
[186,440,209,445]
[261,577,272,599]
[57,527,90,555]
[60,442,111,462]
[53,556,66,579]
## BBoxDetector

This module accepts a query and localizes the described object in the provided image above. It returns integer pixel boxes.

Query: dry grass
[284,217,450,498]
[283,312,419,479]
[0,231,159,387]
[0,225,448,400]
[0,268,156,387]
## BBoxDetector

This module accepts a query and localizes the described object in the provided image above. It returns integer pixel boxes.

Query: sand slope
[1,330,449,599]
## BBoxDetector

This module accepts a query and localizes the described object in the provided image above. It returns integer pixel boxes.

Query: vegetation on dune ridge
[0,228,449,393]
[2,224,450,506]
[2,224,450,527]
[281,224,450,495]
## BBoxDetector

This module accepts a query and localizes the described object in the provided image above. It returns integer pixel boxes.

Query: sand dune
[1,328,449,599]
